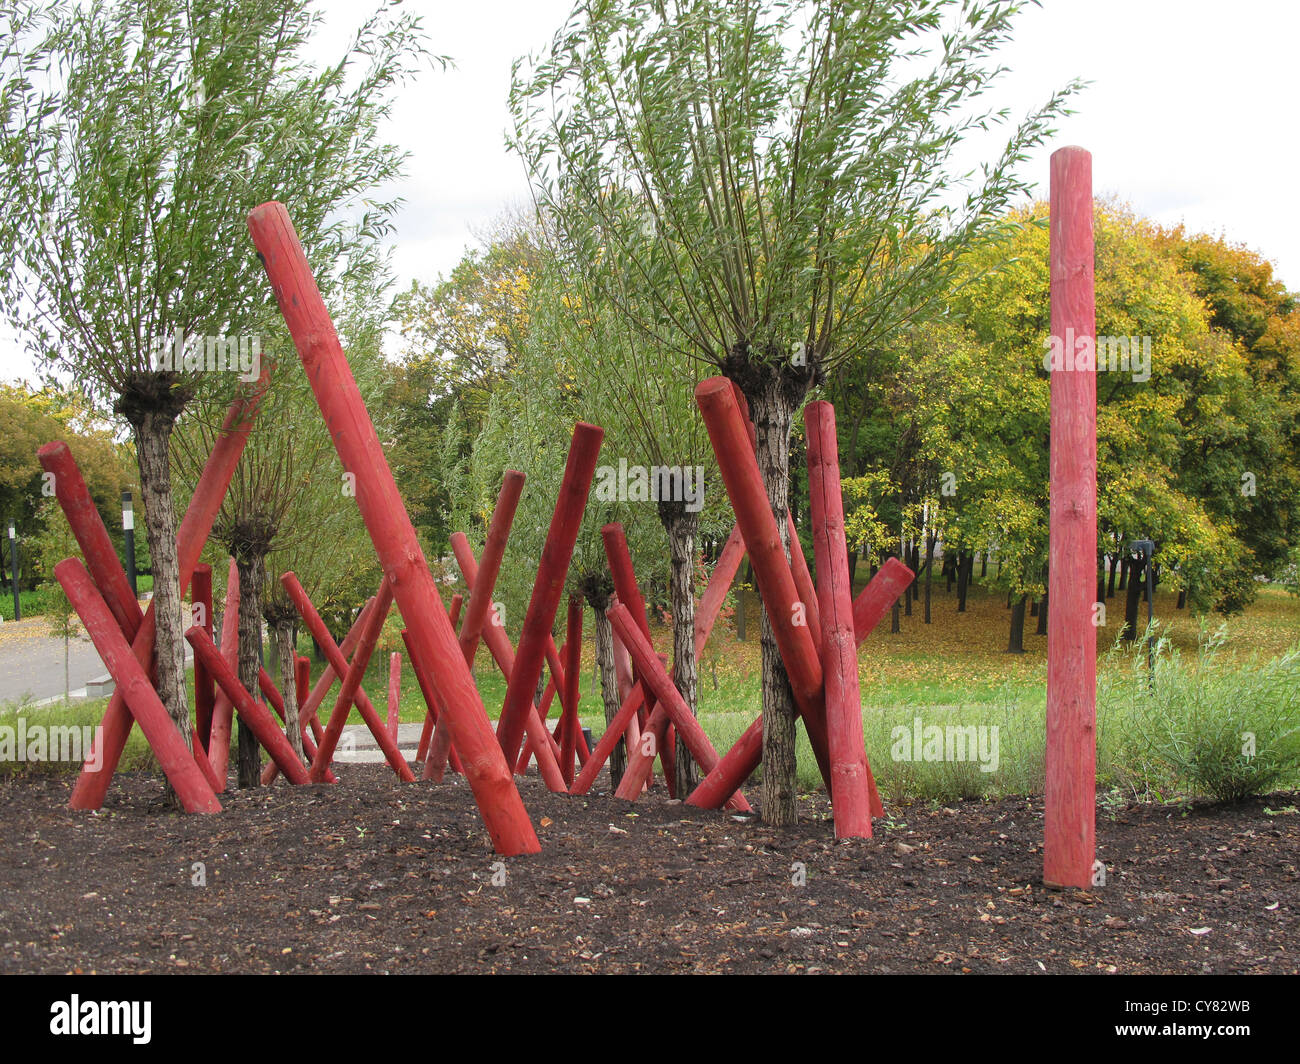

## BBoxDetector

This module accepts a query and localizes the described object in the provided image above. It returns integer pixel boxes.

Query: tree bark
[923,534,935,624]
[661,501,700,798]
[591,600,626,789]
[274,619,304,761]
[1036,590,1048,636]
[747,375,801,827]
[131,409,192,751]
[1007,594,1028,653]
[235,550,267,787]
[1122,555,1142,643]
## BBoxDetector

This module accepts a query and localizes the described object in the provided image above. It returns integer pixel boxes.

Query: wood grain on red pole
[249,201,536,854]
[61,371,266,809]
[1044,145,1098,890]
[186,627,311,786]
[495,421,604,768]
[56,560,221,812]
[805,400,873,838]
[207,558,240,786]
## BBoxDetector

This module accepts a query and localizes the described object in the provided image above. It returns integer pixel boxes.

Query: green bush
[1116,626,1300,802]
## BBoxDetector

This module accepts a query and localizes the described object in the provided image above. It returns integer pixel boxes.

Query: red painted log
[1044,145,1097,890]
[296,656,310,714]
[309,579,394,781]
[447,594,463,631]
[56,560,221,812]
[191,564,215,755]
[208,558,241,787]
[38,441,141,640]
[387,652,402,743]
[281,573,413,782]
[186,627,311,786]
[64,371,266,809]
[456,471,525,665]
[853,558,915,646]
[496,422,604,768]
[249,201,536,854]
[404,628,463,780]
[559,596,583,786]
[806,400,873,838]
[694,524,744,653]
[294,593,375,731]
[570,679,646,794]
[786,512,823,659]
[443,538,565,790]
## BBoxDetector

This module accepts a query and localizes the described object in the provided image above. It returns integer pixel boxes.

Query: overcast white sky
[2,0,1296,384]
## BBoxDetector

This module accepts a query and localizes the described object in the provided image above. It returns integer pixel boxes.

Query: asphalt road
[0,617,110,705]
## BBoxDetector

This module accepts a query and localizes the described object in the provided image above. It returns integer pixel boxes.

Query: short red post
[295,656,310,713]
[805,400,873,838]
[1044,145,1097,890]
[250,201,537,855]
[387,652,402,743]
[495,423,604,767]
[56,560,221,812]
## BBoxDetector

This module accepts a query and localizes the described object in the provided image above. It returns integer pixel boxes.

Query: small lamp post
[1129,539,1155,675]
[7,518,19,622]
[122,491,137,597]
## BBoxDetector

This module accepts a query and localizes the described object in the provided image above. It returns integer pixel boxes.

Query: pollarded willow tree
[0,0,430,755]
[510,0,1075,823]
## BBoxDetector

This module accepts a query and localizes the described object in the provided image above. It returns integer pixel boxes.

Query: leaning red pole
[495,422,604,767]
[805,401,873,838]
[56,560,221,812]
[1044,145,1098,890]
[207,559,241,786]
[250,201,537,855]
[559,596,583,787]
[67,373,266,809]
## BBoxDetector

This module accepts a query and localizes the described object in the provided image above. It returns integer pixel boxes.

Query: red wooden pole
[496,422,604,768]
[186,627,312,786]
[282,573,413,781]
[559,596,583,786]
[694,524,744,652]
[65,374,267,810]
[38,441,141,640]
[249,200,537,855]
[207,558,241,786]
[295,656,310,714]
[442,537,566,790]
[786,512,823,659]
[309,578,394,781]
[805,400,873,838]
[191,564,215,755]
[404,628,464,779]
[387,652,402,743]
[447,594,463,631]
[1044,145,1097,890]
[56,560,221,812]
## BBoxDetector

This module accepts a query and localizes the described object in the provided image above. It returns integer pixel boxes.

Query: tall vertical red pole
[207,558,241,786]
[559,596,583,787]
[805,401,873,838]
[1044,146,1097,889]
[248,202,538,856]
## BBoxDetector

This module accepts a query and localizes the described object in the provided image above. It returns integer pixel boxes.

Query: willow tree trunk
[274,619,304,761]
[235,552,267,787]
[591,599,626,789]
[660,501,700,798]
[747,377,801,827]
[129,406,192,752]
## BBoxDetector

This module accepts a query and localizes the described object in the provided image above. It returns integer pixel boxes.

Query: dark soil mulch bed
[0,766,1295,973]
